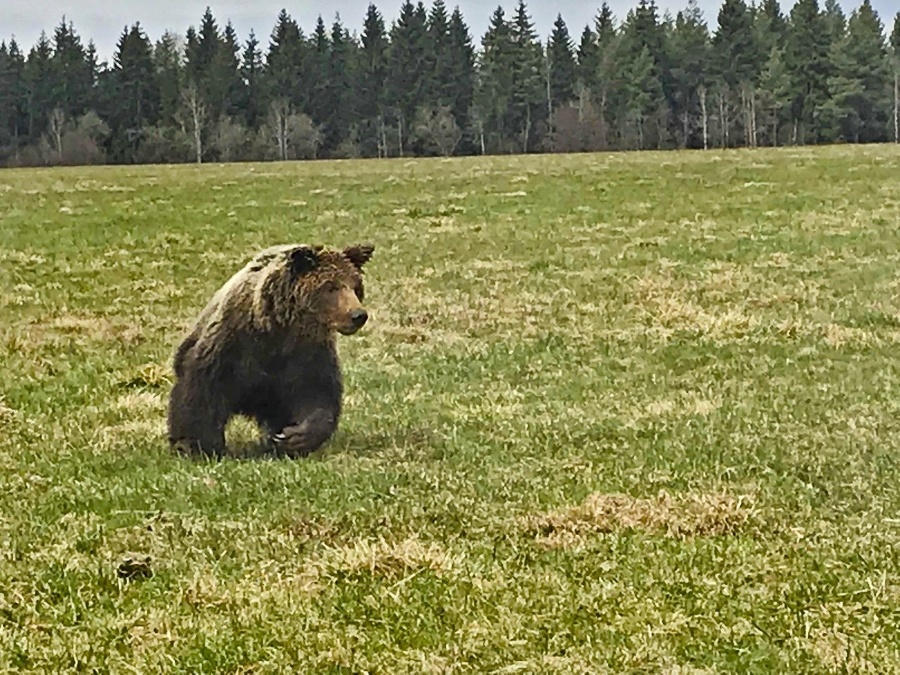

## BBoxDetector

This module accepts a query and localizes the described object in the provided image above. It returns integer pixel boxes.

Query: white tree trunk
[523,106,531,154]
[49,108,65,156]
[699,85,708,150]
[894,70,899,143]
[182,85,206,164]
[750,87,757,148]
[718,91,728,149]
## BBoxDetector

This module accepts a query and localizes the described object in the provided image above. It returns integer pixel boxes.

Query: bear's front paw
[270,429,318,458]
[271,410,336,458]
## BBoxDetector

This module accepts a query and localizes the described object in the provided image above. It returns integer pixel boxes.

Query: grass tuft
[525,490,760,548]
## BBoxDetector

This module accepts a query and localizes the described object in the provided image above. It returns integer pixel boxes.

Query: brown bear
[166,242,374,458]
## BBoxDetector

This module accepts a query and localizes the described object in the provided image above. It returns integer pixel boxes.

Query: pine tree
[713,0,761,146]
[358,3,390,156]
[426,0,454,108]
[0,41,26,158]
[195,8,221,76]
[265,9,307,114]
[325,16,355,154]
[593,3,621,148]
[624,44,664,148]
[23,32,54,142]
[49,18,95,121]
[386,1,429,154]
[670,0,710,148]
[891,12,900,142]
[218,21,243,119]
[447,7,476,148]
[785,0,831,143]
[822,0,847,46]
[619,0,668,148]
[109,23,160,161]
[474,6,516,153]
[758,44,791,145]
[548,15,577,110]
[510,0,545,152]
[576,25,600,108]
[756,0,787,54]
[239,31,264,129]
[153,31,183,128]
[306,17,331,135]
[824,0,891,142]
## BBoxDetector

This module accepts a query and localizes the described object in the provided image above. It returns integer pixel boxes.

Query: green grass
[1,145,899,672]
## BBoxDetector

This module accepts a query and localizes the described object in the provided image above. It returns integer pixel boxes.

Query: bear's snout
[349,308,368,330]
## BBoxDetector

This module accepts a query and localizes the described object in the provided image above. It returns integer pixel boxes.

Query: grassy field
[1,144,899,673]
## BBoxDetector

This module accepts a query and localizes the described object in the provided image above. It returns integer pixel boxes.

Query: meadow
[1,144,899,672]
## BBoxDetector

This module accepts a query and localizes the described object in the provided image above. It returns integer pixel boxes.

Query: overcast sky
[4,0,898,64]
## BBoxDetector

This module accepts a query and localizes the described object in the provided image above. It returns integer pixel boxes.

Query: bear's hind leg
[167,374,230,458]
[270,408,338,458]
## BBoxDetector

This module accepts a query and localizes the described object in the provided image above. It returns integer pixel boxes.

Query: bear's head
[287,243,375,336]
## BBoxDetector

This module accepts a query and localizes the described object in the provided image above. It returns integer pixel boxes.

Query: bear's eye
[355,281,364,301]
[322,281,340,293]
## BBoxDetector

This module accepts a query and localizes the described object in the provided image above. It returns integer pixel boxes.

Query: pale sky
[4,0,897,64]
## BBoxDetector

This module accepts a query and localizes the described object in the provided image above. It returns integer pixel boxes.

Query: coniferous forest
[1,0,899,167]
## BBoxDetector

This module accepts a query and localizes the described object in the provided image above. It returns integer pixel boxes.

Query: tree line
[1,0,899,167]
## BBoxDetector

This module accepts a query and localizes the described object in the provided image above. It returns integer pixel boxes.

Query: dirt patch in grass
[526,490,759,548]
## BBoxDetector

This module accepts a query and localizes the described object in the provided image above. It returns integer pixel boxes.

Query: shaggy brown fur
[167,243,374,458]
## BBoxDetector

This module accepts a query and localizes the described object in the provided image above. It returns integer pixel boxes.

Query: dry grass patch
[371,276,562,345]
[316,534,458,581]
[112,390,165,414]
[629,391,723,424]
[526,490,759,548]
[179,565,323,611]
[630,270,762,338]
[805,627,882,674]
[22,313,146,347]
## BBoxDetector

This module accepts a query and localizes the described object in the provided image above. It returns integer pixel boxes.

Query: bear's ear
[289,246,320,277]
[344,244,375,270]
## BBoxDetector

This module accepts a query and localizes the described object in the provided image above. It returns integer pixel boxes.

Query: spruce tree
[265,10,307,114]
[386,1,429,154]
[154,32,183,128]
[619,0,668,148]
[785,0,830,143]
[325,17,354,154]
[23,32,54,142]
[358,3,390,156]
[594,3,621,147]
[50,19,94,121]
[758,44,791,145]
[891,12,900,142]
[756,0,786,53]
[713,0,761,146]
[548,15,577,110]
[239,31,265,129]
[0,41,26,157]
[475,7,516,152]
[426,0,454,108]
[670,0,710,148]
[575,25,600,105]
[302,17,328,128]
[624,44,664,148]
[447,7,476,146]
[824,0,891,142]
[109,23,160,161]
[510,0,545,152]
